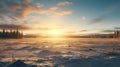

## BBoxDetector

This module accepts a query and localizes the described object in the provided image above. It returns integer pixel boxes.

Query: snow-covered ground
[0,38,120,67]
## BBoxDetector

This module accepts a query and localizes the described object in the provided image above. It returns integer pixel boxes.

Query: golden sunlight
[47,29,64,37]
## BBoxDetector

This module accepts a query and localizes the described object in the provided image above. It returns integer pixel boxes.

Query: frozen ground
[0,38,120,67]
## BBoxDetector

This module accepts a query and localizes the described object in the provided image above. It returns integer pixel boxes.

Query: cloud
[0,24,63,30]
[0,0,72,25]
[101,30,114,33]
[10,5,21,11]
[89,3,120,24]
[114,27,120,29]
[54,11,72,16]
[0,24,30,30]
[20,6,47,18]
[57,1,72,6]
[49,7,58,11]
[35,3,44,8]
[89,16,105,24]
[0,0,33,24]
[31,27,50,30]
[20,6,72,18]
[41,6,72,16]
[80,30,88,32]
[22,0,32,4]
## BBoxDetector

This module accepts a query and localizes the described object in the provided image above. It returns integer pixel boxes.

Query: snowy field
[0,38,120,67]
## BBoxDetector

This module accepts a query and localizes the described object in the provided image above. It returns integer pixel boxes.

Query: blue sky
[0,0,120,35]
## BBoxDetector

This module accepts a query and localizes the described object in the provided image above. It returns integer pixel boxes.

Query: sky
[0,0,120,36]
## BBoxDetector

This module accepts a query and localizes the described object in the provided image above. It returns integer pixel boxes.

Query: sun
[47,29,64,38]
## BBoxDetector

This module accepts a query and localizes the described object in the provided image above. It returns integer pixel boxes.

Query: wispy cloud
[22,0,32,4]
[20,5,72,18]
[114,27,120,29]
[89,16,106,24]
[57,1,72,6]
[0,24,63,30]
[0,0,72,26]
[80,30,88,32]
[89,3,120,24]
[101,30,114,33]
[0,24,30,30]
[46,7,72,16]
